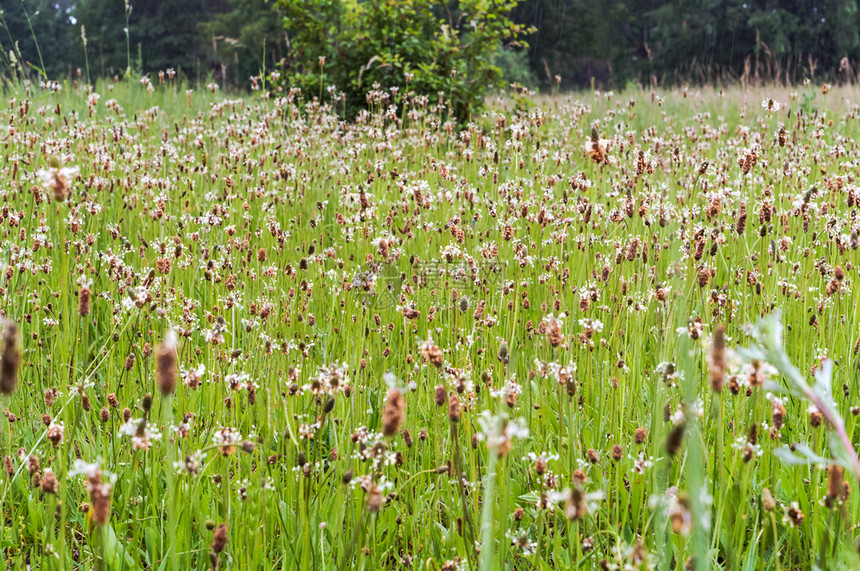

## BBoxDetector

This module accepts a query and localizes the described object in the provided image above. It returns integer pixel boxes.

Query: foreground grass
[0,77,858,569]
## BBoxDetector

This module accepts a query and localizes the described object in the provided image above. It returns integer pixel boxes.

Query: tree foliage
[514,0,860,88]
[274,0,532,122]
[2,0,860,91]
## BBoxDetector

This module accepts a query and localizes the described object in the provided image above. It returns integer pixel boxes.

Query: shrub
[274,0,531,122]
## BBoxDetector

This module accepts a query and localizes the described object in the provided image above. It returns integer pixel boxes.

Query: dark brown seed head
[78,287,91,316]
[772,399,786,430]
[634,427,647,444]
[381,389,406,437]
[0,320,21,396]
[697,267,710,288]
[447,393,461,423]
[87,469,111,526]
[566,487,588,520]
[211,523,228,554]
[497,341,509,364]
[666,423,685,456]
[828,465,845,500]
[155,331,178,396]
[40,469,59,494]
[710,324,726,393]
[434,385,446,406]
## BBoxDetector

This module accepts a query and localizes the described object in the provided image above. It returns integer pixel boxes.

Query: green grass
[0,76,858,569]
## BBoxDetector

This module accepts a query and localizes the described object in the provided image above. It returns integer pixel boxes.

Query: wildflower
[0,319,21,395]
[420,336,444,368]
[668,493,692,535]
[47,423,64,447]
[210,523,228,568]
[543,313,565,348]
[447,393,461,423]
[41,468,59,494]
[476,411,528,457]
[771,398,786,430]
[155,329,178,396]
[783,502,804,526]
[181,363,205,389]
[761,98,780,112]
[82,465,112,526]
[458,296,470,313]
[36,161,78,202]
[761,488,776,511]
[78,287,91,317]
[381,388,406,437]
[566,487,588,520]
[709,325,726,392]
[119,418,161,450]
[497,341,509,364]
[826,465,848,506]
[434,385,446,406]
[666,423,685,456]
[584,124,610,164]
[213,427,241,455]
[365,485,384,513]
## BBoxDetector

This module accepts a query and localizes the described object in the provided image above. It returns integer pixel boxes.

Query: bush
[274,0,531,123]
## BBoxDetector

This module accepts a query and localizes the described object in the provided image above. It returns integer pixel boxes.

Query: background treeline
[1,0,859,90]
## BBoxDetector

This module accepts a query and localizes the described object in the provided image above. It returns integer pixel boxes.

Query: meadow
[0,77,859,570]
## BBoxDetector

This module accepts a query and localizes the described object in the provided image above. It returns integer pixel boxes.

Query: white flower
[761,98,781,112]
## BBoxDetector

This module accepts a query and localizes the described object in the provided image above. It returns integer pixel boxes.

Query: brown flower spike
[0,320,21,396]
[155,330,178,396]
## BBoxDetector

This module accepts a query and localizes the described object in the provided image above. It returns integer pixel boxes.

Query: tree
[200,0,288,88]
[275,0,532,122]
[73,0,226,80]
[0,0,78,80]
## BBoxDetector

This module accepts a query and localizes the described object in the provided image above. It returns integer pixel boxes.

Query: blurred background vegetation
[1,0,859,91]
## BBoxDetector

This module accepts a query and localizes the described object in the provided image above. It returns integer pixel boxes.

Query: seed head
[381,388,406,437]
[447,393,461,423]
[211,523,228,553]
[78,286,91,317]
[0,320,22,396]
[40,468,59,494]
[666,423,685,456]
[761,488,776,511]
[155,330,178,396]
[434,385,446,406]
[709,325,726,393]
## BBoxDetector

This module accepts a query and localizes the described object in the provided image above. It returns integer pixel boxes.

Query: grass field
[0,78,859,569]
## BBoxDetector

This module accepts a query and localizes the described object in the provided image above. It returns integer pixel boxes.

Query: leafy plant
[274,0,532,122]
